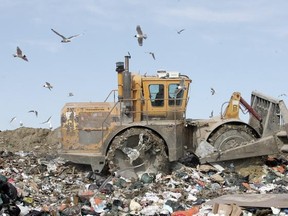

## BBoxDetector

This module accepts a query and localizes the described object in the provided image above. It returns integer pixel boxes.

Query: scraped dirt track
[0,127,60,156]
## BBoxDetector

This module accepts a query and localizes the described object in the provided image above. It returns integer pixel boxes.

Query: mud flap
[199,135,280,164]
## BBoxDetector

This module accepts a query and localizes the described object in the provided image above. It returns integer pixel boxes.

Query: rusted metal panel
[61,102,120,151]
[249,91,281,137]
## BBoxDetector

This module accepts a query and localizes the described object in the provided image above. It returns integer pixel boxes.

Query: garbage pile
[1,127,288,215]
[1,149,288,216]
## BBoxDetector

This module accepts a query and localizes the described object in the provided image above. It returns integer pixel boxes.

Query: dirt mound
[0,127,60,156]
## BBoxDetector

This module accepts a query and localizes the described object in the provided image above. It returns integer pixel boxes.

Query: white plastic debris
[18,203,30,215]
[140,205,160,215]
[14,151,30,157]
[195,140,215,158]
[129,199,142,212]
[143,192,160,203]
[162,204,173,213]
[162,191,182,201]
[89,197,107,213]
[271,206,281,214]
[186,193,198,202]
[258,183,277,193]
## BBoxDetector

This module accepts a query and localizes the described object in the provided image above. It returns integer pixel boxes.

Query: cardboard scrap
[212,203,242,216]
[206,194,288,208]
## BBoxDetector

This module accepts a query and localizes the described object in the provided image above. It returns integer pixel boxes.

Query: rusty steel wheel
[208,124,257,151]
[106,128,169,179]
[208,123,263,169]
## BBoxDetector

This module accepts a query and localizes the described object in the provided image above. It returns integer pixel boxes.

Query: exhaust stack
[115,56,133,122]
[116,61,124,99]
[123,55,131,102]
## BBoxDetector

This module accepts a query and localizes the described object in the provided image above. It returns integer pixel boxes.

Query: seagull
[13,47,28,62]
[68,92,74,97]
[209,110,214,118]
[174,78,187,95]
[211,87,216,95]
[28,110,38,117]
[43,82,53,91]
[177,29,185,34]
[147,52,156,60]
[278,93,287,97]
[19,121,24,127]
[51,28,81,43]
[41,116,52,124]
[10,116,16,123]
[135,25,147,46]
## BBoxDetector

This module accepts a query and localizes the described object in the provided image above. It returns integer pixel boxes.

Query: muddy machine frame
[60,56,288,175]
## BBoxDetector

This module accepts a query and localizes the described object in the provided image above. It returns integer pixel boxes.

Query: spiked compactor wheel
[107,128,169,179]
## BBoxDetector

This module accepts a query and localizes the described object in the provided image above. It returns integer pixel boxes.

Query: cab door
[143,81,168,118]
[141,79,190,120]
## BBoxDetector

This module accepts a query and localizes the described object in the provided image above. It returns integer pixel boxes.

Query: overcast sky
[1,0,288,130]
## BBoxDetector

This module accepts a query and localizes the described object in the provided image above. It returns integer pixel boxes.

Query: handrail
[104,89,118,102]
[100,97,188,144]
[101,101,121,144]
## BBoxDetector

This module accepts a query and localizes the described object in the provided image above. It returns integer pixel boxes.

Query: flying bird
[135,25,147,46]
[51,28,81,43]
[68,92,74,97]
[13,47,28,62]
[278,93,287,97]
[28,110,38,117]
[147,52,156,60]
[211,87,216,95]
[41,116,52,124]
[174,78,186,95]
[10,116,16,123]
[209,110,214,118]
[177,29,185,34]
[43,82,53,91]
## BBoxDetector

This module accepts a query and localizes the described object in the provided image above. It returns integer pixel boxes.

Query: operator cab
[141,71,191,120]
[149,83,184,107]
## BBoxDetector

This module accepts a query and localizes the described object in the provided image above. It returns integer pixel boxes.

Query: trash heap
[1,149,288,216]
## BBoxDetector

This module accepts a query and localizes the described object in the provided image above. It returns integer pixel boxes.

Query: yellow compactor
[60,56,288,177]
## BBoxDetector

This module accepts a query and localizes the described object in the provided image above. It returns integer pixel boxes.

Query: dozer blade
[200,135,280,164]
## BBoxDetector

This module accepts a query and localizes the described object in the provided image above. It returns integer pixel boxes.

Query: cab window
[169,84,184,106]
[149,84,164,107]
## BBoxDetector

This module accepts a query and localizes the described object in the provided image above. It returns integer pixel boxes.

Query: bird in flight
[278,93,287,97]
[211,87,216,95]
[13,47,28,62]
[28,110,38,117]
[41,116,52,124]
[174,78,187,95]
[43,82,53,91]
[51,28,81,43]
[177,29,185,34]
[209,110,214,118]
[147,52,156,60]
[10,116,16,123]
[135,25,147,46]
[68,92,74,97]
